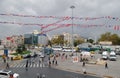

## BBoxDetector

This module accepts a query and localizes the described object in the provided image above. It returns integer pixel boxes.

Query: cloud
[0,0,120,39]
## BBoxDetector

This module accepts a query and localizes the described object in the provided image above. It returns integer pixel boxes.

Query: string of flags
[0,13,120,21]
[0,21,120,32]
[0,13,120,33]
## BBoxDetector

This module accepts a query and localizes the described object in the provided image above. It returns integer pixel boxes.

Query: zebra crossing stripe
[30,64,32,67]
[12,64,17,67]
[23,64,26,67]
[11,63,48,68]
[16,64,20,68]
[19,64,24,67]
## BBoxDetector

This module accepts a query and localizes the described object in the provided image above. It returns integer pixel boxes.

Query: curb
[53,66,113,78]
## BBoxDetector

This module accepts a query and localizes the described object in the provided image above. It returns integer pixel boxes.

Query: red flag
[6,37,11,40]
[117,26,119,30]
[113,26,117,30]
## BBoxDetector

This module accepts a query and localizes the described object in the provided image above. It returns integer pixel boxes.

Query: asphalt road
[8,55,101,78]
[11,67,101,78]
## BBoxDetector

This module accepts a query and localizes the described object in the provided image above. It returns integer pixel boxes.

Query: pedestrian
[39,59,41,67]
[55,60,58,66]
[52,59,54,65]
[48,60,51,67]
[25,60,28,71]
[48,56,50,61]
[6,62,9,69]
[105,62,108,69]
[3,58,6,63]
[65,55,67,59]
[82,61,85,67]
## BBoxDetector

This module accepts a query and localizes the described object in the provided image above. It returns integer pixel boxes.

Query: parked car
[0,70,19,78]
[62,47,76,52]
[109,51,117,61]
[52,46,62,51]
[102,51,108,60]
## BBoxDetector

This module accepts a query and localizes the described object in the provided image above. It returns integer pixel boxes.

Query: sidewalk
[52,52,119,78]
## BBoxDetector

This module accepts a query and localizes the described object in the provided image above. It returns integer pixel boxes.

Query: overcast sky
[0,0,120,40]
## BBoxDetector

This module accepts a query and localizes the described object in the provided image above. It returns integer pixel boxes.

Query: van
[102,51,108,60]
[109,51,117,61]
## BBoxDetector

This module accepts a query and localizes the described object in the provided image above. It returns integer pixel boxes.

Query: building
[2,35,24,49]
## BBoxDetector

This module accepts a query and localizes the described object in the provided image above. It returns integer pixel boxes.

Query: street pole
[70,5,75,53]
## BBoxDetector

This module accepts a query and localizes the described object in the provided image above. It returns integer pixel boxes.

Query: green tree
[16,44,27,54]
[98,32,120,45]
[51,35,64,46]
[87,39,94,43]
[98,32,111,41]
[74,39,84,46]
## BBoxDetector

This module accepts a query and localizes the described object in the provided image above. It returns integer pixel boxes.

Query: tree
[87,39,94,43]
[16,44,27,54]
[98,32,111,41]
[98,32,120,45]
[51,35,64,46]
[74,39,84,46]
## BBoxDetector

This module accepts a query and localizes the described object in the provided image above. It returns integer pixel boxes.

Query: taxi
[11,55,22,60]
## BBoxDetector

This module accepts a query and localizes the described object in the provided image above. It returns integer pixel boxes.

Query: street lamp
[70,5,75,53]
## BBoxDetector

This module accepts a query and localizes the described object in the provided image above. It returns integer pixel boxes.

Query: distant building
[38,34,48,46]
[2,35,24,49]
[24,34,33,44]
[24,33,48,46]
[99,41,112,45]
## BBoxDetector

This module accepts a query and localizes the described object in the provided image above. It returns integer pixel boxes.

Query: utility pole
[70,5,75,53]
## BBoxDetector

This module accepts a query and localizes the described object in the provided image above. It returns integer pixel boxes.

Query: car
[62,47,76,52]
[52,46,62,51]
[0,70,19,78]
[22,54,31,59]
[11,55,22,60]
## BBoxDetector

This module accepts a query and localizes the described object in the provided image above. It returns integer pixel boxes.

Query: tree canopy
[98,32,120,45]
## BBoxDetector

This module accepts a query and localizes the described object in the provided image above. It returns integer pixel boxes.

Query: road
[3,54,100,78]
[11,67,101,78]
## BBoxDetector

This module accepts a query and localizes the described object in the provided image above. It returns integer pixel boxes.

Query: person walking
[65,55,68,60]
[39,59,41,67]
[25,60,28,71]
[55,60,58,66]
[52,59,54,65]
[105,62,108,69]
[82,61,85,67]
[6,62,10,69]
[48,60,51,67]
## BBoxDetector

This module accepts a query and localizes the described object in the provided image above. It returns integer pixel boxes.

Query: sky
[0,0,120,40]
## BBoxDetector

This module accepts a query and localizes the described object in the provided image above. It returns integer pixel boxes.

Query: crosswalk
[11,63,48,68]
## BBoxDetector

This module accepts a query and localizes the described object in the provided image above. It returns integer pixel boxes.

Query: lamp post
[70,5,75,53]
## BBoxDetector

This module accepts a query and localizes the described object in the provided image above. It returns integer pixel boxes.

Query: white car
[52,46,62,51]
[62,47,76,52]
[0,70,19,78]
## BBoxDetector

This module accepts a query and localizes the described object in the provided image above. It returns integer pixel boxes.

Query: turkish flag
[6,37,11,40]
